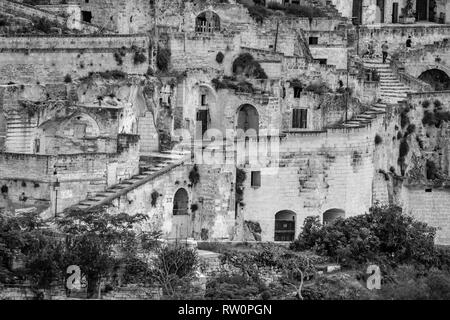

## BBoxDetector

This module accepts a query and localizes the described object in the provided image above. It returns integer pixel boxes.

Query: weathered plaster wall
[106,163,236,241]
[0,35,149,84]
[241,116,384,241]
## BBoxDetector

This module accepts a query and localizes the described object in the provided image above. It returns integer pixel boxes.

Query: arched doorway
[323,209,346,226]
[237,104,259,136]
[172,188,190,240]
[418,69,450,91]
[274,210,296,242]
[195,11,220,33]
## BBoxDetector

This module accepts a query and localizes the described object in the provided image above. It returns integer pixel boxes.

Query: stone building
[1,0,450,244]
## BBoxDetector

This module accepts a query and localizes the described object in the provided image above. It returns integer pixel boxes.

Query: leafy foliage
[149,245,199,298]
[188,165,200,187]
[291,205,438,270]
[156,47,171,72]
[216,52,225,64]
[232,53,267,79]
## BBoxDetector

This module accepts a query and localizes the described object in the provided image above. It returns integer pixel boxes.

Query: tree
[56,207,148,297]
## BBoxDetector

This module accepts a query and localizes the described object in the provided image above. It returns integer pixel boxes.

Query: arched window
[195,11,220,33]
[173,188,189,215]
[418,69,450,91]
[274,210,296,241]
[237,104,259,136]
[323,209,346,226]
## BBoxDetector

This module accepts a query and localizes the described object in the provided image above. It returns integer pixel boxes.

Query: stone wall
[402,186,450,245]
[0,138,139,216]
[358,24,450,56]
[240,115,384,241]
[106,162,236,241]
[0,35,149,84]
[0,0,102,32]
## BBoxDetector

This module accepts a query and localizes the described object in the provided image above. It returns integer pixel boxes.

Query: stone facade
[1,0,450,246]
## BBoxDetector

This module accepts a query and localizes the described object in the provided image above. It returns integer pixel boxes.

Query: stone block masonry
[0,35,150,84]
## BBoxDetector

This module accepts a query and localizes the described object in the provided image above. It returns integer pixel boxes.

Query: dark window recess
[292,109,307,129]
[251,171,261,188]
[274,220,295,241]
[315,59,327,65]
[201,94,207,106]
[82,11,92,23]
[1,185,8,194]
[309,37,318,45]
[425,188,433,193]
[293,86,302,98]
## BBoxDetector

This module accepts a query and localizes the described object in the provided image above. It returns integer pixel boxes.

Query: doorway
[377,0,385,23]
[416,0,429,21]
[196,109,209,140]
[274,211,296,241]
[237,104,259,136]
[392,2,399,23]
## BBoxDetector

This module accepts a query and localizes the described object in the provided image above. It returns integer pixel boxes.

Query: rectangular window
[293,87,302,98]
[309,37,318,45]
[81,11,92,23]
[292,109,308,129]
[251,171,261,188]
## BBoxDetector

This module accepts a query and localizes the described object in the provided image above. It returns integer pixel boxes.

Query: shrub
[426,160,439,180]
[205,273,263,300]
[216,52,225,64]
[399,139,409,158]
[374,134,383,145]
[422,110,436,126]
[150,245,198,298]
[133,51,147,64]
[64,74,72,83]
[291,205,438,270]
[114,51,124,66]
[406,124,416,135]
[232,53,267,79]
[400,110,410,128]
[151,190,159,207]
[188,165,200,187]
[156,47,171,72]
[434,100,442,109]
[305,82,332,94]
[422,100,430,108]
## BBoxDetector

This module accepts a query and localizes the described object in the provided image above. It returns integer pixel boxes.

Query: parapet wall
[0,35,150,84]
[0,0,103,33]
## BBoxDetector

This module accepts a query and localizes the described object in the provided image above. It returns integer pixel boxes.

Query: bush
[406,124,416,135]
[426,160,439,180]
[399,139,409,158]
[305,82,332,94]
[64,74,72,83]
[133,51,147,65]
[375,134,383,145]
[400,110,410,128]
[156,47,171,72]
[205,273,264,300]
[232,53,267,79]
[291,205,438,270]
[216,52,224,64]
[422,110,436,126]
[114,51,124,66]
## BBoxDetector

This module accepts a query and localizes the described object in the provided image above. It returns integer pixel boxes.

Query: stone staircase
[363,59,414,104]
[71,151,191,211]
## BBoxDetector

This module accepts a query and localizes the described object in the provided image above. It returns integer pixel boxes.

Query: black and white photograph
[1,0,450,309]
